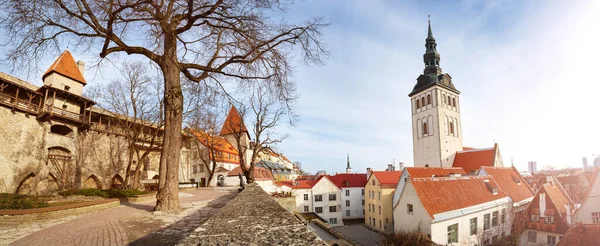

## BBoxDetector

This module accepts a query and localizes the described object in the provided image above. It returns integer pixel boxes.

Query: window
[363,209,365,215]
[546,216,554,224]
[315,195,322,202]
[346,210,350,216]
[449,122,454,135]
[50,125,74,136]
[378,191,381,200]
[329,206,337,212]
[407,204,414,214]
[528,231,537,242]
[303,194,308,200]
[344,180,350,186]
[346,190,350,196]
[531,214,539,222]
[502,208,506,224]
[192,165,198,174]
[470,217,477,235]
[315,207,323,213]
[304,206,309,212]
[447,96,451,105]
[427,94,431,105]
[592,212,600,223]
[330,218,337,224]
[372,179,375,185]
[423,122,429,135]
[452,98,456,107]
[378,206,381,215]
[346,200,350,206]
[362,189,364,195]
[447,223,458,244]
[443,94,446,104]
[547,235,556,245]
[484,213,491,230]
[329,194,336,201]
[368,204,371,212]
[64,85,70,91]
[492,211,499,226]
[362,200,365,205]
[416,100,420,109]
[379,220,382,229]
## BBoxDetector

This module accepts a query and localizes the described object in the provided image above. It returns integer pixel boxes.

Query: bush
[379,231,437,246]
[60,189,150,198]
[0,193,49,209]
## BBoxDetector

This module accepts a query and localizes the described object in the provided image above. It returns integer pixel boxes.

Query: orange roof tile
[557,223,600,246]
[327,173,368,188]
[43,50,86,84]
[227,166,274,181]
[411,176,508,218]
[482,166,534,203]
[276,179,318,189]
[372,171,403,187]
[405,167,466,178]
[453,146,496,174]
[524,179,574,234]
[219,106,248,136]
[187,128,240,164]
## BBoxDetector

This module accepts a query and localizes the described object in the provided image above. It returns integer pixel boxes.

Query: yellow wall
[365,174,396,234]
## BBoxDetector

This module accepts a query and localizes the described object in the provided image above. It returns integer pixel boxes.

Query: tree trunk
[154,34,183,212]
[123,143,135,189]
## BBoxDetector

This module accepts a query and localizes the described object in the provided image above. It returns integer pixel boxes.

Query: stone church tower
[409,20,463,168]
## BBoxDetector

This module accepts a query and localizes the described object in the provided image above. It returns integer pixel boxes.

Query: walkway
[2,188,237,246]
[333,224,386,246]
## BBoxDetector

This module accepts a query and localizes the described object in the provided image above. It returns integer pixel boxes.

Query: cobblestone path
[2,188,237,246]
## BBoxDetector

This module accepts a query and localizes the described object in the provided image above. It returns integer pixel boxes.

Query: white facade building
[278,176,344,226]
[574,168,599,224]
[327,173,367,220]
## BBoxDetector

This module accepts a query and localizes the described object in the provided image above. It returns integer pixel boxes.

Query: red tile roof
[187,128,240,164]
[524,179,574,234]
[219,106,248,136]
[557,223,600,246]
[372,171,403,188]
[43,50,86,84]
[453,145,497,174]
[227,166,274,181]
[276,179,318,189]
[583,171,594,183]
[411,176,508,218]
[327,173,367,188]
[405,167,466,178]
[481,166,534,203]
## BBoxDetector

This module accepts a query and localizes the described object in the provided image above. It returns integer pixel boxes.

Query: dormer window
[344,180,350,186]
[531,214,539,222]
[62,104,67,110]
[64,85,70,91]
[545,216,554,224]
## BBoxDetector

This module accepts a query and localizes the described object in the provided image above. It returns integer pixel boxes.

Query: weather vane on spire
[428,14,430,24]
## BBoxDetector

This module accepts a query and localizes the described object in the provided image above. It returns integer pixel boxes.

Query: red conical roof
[220,106,248,136]
[43,50,86,84]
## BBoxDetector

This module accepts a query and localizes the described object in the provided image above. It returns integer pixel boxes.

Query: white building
[574,168,599,224]
[328,173,367,220]
[394,176,512,245]
[528,161,537,174]
[278,176,344,226]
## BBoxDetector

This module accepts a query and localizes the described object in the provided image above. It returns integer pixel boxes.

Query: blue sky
[1,1,599,175]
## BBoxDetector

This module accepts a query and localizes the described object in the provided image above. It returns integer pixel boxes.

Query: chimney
[367,168,372,180]
[583,157,588,170]
[539,193,546,218]
[398,162,404,171]
[387,164,395,171]
[566,204,572,225]
[77,60,85,76]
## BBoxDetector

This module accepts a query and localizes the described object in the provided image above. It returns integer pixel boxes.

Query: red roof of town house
[43,50,86,84]
[187,128,240,165]
[481,166,534,204]
[583,171,594,183]
[411,176,508,219]
[275,179,318,189]
[327,173,368,188]
[404,167,466,178]
[227,166,274,181]
[524,179,575,234]
[557,223,600,246]
[219,106,249,136]
[372,171,403,188]
[453,145,497,174]
[462,146,477,151]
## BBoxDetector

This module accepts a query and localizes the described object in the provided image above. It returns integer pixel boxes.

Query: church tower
[409,19,463,168]
[346,153,352,173]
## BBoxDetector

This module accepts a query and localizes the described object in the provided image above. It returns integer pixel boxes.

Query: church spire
[423,16,442,77]
[346,153,352,173]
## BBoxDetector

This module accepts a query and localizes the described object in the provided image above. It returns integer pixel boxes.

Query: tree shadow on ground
[120,201,155,212]
[129,191,237,246]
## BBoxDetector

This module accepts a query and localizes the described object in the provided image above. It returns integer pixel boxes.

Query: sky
[1,0,599,175]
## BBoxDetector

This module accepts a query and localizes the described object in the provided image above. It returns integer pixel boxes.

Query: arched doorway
[217,175,225,187]
[83,175,102,189]
[111,174,124,189]
[47,146,73,189]
[16,173,36,194]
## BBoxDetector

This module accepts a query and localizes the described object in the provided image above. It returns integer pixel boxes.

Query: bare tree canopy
[0,0,327,211]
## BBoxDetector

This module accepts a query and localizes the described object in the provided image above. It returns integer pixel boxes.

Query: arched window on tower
[452,98,456,107]
[447,96,451,106]
[427,94,431,105]
[443,94,446,104]
[423,122,428,136]
[449,121,454,135]
[416,99,420,109]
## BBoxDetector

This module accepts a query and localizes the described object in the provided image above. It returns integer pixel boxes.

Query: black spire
[346,153,351,169]
[424,16,442,76]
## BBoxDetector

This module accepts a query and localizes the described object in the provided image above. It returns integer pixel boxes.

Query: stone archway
[47,146,73,189]
[111,174,124,189]
[16,173,37,194]
[83,175,102,189]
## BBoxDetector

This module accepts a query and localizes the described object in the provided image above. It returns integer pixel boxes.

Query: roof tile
[327,173,367,188]
[557,223,600,246]
[482,166,534,203]
[453,146,496,173]
[219,106,248,136]
[43,50,86,84]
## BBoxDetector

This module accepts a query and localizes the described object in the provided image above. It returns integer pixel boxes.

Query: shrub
[60,189,150,198]
[379,231,437,246]
[0,193,49,209]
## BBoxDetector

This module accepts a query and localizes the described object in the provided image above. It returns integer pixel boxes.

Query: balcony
[0,91,40,115]
[38,105,87,124]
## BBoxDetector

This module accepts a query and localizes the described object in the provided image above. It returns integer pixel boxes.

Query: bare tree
[94,62,164,189]
[0,0,326,211]
[187,111,224,187]
[231,82,295,183]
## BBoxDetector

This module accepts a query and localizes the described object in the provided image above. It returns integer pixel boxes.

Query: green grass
[0,193,49,209]
[59,189,151,198]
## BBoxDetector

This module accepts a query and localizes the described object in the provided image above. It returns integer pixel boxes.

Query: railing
[0,92,40,114]
[46,105,85,122]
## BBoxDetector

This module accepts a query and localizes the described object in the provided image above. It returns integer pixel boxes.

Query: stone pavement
[1,187,237,246]
[333,224,386,246]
